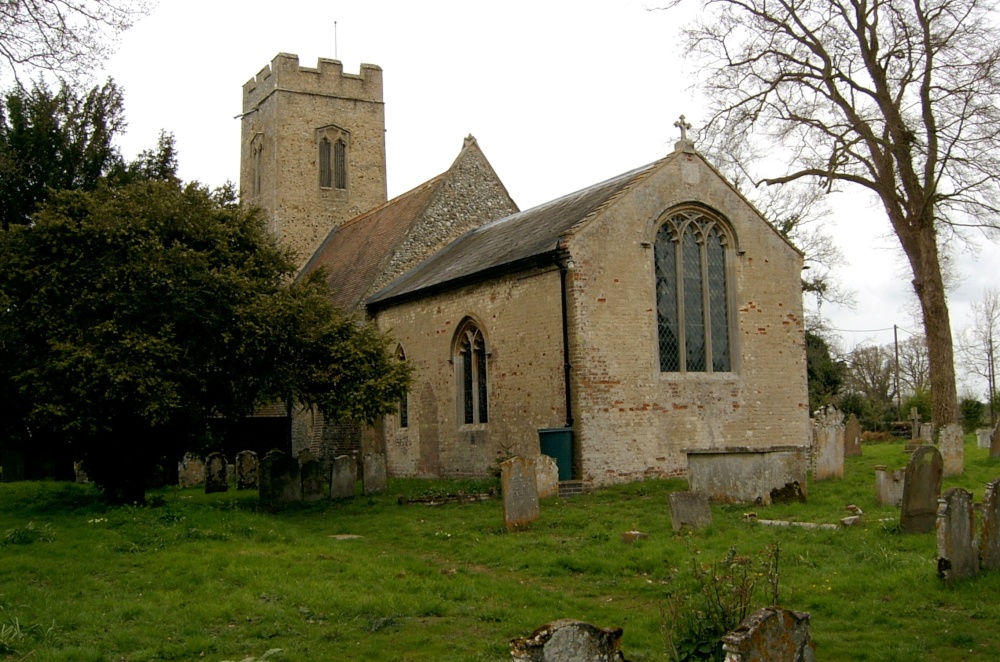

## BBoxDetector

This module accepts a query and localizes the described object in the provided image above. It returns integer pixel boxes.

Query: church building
[240,53,811,488]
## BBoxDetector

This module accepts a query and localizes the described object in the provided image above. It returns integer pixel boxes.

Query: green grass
[2,438,1000,661]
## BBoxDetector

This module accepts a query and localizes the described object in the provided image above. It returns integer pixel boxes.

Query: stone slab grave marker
[330,454,356,499]
[874,465,905,507]
[980,477,1000,571]
[510,619,626,662]
[844,412,862,457]
[259,448,301,506]
[721,608,816,662]
[939,423,964,477]
[811,404,844,480]
[177,452,205,488]
[899,445,943,533]
[501,456,540,531]
[936,487,978,582]
[362,453,387,495]
[909,407,921,440]
[536,454,559,499]
[204,452,228,494]
[669,491,712,531]
[977,428,993,450]
[299,450,326,501]
[235,450,258,490]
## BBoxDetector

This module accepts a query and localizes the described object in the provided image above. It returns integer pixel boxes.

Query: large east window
[455,320,488,424]
[654,208,733,373]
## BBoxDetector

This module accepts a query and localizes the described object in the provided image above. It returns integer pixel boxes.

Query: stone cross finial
[674,115,692,141]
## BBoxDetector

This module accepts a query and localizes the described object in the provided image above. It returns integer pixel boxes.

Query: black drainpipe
[557,258,574,429]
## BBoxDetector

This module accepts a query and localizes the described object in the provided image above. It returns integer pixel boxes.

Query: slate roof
[367,155,670,308]
[299,173,447,310]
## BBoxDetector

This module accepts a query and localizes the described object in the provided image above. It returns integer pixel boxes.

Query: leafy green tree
[0,180,410,503]
[805,331,844,414]
[960,397,985,434]
[0,79,126,230]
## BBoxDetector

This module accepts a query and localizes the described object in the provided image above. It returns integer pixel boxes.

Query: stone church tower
[240,53,388,266]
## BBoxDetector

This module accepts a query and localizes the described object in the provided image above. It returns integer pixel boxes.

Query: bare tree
[846,344,897,405]
[956,287,1000,420]
[0,0,150,85]
[898,334,930,395]
[680,0,1000,426]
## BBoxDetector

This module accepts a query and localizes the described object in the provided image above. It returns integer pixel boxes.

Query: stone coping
[683,445,809,455]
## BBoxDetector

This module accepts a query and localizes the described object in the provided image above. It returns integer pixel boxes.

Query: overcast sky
[82,0,999,397]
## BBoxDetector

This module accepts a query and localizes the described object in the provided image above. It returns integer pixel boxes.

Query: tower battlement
[242,53,383,112]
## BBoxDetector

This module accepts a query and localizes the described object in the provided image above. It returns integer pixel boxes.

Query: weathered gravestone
[939,423,964,477]
[669,491,712,531]
[177,452,205,488]
[536,454,559,499]
[844,413,862,457]
[73,461,89,484]
[299,450,326,502]
[899,445,944,534]
[721,608,816,662]
[510,619,626,662]
[874,465,906,507]
[919,422,934,441]
[977,428,993,450]
[936,487,978,582]
[204,452,229,494]
[330,454,356,499]
[501,456,540,531]
[980,477,1000,571]
[235,450,258,490]
[909,407,921,440]
[811,405,844,480]
[362,453,387,495]
[259,448,301,506]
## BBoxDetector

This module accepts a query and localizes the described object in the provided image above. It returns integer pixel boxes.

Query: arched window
[455,321,488,424]
[319,137,332,188]
[396,345,408,429]
[654,208,733,373]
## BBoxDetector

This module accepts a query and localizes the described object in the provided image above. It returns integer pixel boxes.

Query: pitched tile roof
[367,155,671,308]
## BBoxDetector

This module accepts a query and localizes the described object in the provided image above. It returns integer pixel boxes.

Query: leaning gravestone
[510,619,625,662]
[811,405,844,480]
[874,465,906,507]
[330,454,356,499]
[721,608,816,662]
[299,450,326,502]
[204,452,228,494]
[536,454,559,499]
[259,448,301,506]
[501,456,540,531]
[899,445,944,534]
[235,450,258,490]
[177,452,205,488]
[362,453,387,495]
[669,491,712,531]
[936,487,978,582]
[844,413,862,457]
[980,478,1000,571]
[939,423,964,477]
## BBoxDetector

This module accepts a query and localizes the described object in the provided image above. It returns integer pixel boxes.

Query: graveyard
[3,436,1000,660]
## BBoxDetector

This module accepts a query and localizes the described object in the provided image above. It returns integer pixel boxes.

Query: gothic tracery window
[654,208,734,373]
[317,127,348,190]
[455,321,488,424]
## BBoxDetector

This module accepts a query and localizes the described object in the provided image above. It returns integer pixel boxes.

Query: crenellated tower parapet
[242,53,383,114]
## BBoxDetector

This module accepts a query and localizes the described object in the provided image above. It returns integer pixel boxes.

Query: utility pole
[894,324,901,414]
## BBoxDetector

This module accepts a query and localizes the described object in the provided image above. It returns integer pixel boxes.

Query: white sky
[85,0,998,397]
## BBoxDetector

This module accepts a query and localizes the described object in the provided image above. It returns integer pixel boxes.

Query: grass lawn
[3,437,1000,661]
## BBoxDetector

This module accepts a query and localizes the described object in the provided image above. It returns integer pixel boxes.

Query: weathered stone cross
[909,407,920,440]
[674,115,692,141]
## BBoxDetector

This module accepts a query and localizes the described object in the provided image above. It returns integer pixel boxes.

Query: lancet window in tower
[317,126,349,191]
[455,321,489,425]
[654,208,734,373]
[319,137,333,188]
[334,139,347,189]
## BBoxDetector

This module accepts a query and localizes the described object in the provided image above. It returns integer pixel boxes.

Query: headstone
[844,413,862,457]
[510,619,625,662]
[536,454,559,499]
[899,445,944,533]
[990,423,1000,458]
[939,423,964,477]
[259,448,301,506]
[330,454,356,499]
[73,461,89,484]
[980,478,1000,571]
[811,405,844,480]
[501,456,540,531]
[919,422,934,441]
[204,452,228,494]
[721,608,816,662]
[976,428,993,450]
[235,450,258,490]
[936,488,978,582]
[177,452,205,488]
[874,465,905,507]
[299,450,326,502]
[362,453,387,495]
[669,491,712,531]
[909,407,921,440]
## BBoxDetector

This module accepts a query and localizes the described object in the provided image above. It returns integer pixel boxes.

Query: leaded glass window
[319,137,332,188]
[334,139,347,189]
[456,322,489,424]
[654,209,733,373]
